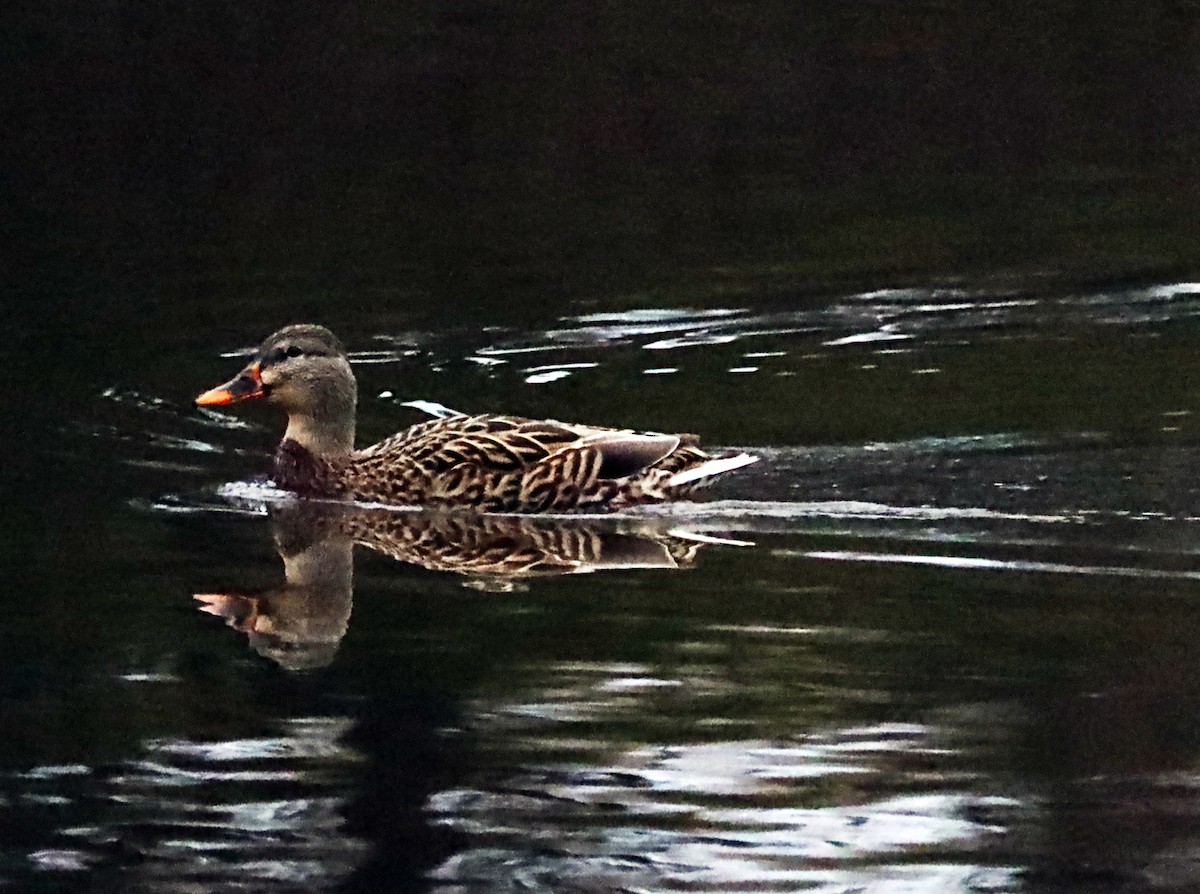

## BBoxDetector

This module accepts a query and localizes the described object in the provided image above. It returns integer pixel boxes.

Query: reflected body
[197,325,757,511]
[199,500,719,668]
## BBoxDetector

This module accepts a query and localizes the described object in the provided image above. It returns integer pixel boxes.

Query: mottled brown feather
[312,415,751,511]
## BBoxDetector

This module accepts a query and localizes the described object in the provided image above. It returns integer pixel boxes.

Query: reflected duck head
[196,324,357,457]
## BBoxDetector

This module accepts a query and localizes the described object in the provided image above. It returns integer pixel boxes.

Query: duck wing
[361,414,679,478]
[351,415,692,510]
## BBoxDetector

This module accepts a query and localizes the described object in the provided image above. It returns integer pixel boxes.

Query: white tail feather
[667,452,759,488]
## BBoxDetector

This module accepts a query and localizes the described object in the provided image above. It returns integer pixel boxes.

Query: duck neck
[281,363,357,460]
[283,412,356,460]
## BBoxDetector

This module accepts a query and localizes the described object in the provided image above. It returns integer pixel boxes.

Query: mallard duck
[195,324,758,511]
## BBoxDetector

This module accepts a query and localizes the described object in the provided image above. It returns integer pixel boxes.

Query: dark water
[11,4,1200,892]
[8,279,1200,893]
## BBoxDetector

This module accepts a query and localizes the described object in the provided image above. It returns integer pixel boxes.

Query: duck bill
[195,592,261,630]
[195,362,264,406]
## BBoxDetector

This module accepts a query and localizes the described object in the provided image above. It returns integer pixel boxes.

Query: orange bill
[195,592,261,630]
[195,362,264,406]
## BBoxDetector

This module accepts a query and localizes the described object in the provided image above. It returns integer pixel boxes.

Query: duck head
[196,324,357,458]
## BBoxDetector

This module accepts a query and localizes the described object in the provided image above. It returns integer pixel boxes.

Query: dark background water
[8,3,1200,892]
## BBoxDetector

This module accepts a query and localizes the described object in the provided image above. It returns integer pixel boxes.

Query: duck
[195,324,758,512]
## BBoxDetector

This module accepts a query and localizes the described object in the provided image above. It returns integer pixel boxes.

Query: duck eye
[286,345,304,358]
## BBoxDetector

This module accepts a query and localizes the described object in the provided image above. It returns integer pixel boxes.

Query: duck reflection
[197,502,737,669]
[196,504,356,670]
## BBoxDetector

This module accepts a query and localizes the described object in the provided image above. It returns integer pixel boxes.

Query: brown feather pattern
[331,507,704,577]
[274,413,750,511]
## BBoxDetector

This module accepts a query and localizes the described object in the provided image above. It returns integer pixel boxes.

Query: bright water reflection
[13,717,365,890]
[429,722,1019,892]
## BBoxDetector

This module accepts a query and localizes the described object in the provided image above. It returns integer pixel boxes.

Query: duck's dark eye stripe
[261,343,326,366]
[262,347,287,366]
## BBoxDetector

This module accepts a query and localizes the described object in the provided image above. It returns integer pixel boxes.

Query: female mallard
[195,324,758,512]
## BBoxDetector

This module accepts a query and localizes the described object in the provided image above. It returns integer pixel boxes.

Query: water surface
[6,278,1200,892]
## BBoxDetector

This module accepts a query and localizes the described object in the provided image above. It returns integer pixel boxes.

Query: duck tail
[666,452,759,488]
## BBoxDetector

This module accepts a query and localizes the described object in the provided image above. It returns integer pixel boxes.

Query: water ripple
[428,718,1019,892]
[8,718,366,891]
[456,281,1200,371]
